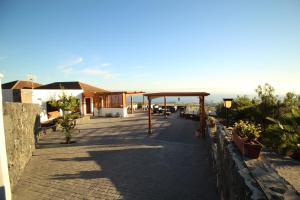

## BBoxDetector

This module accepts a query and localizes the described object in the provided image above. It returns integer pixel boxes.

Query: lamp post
[223,98,233,128]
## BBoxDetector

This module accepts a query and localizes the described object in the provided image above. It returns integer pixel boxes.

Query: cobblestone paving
[13,112,219,200]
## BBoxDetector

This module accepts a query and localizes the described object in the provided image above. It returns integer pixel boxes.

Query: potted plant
[208,116,216,128]
[232,120,263,158]
[207,116,217,142]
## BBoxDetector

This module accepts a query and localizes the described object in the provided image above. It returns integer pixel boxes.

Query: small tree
[255,83,279,130]
[49,93,80,143]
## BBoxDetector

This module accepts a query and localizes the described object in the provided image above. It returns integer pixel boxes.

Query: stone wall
[206,125,266,200]
[3,102,40,189]
[206,124,299,200]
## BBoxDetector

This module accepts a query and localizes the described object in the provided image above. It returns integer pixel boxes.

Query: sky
[0,0,300,97]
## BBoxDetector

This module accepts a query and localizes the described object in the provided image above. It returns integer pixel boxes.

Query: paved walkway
[13,112,219,200]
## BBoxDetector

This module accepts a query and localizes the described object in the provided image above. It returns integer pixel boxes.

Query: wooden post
[199,96,205,135]
[130,96,133,114]
[164,96,167,118]
[148,96,152,134]
[199,96,202,135]
[143,95,145,109]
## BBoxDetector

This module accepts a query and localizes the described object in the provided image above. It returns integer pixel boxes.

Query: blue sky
[0,0,300,95]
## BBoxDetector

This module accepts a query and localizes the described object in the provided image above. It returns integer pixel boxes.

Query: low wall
[206,124,299,200]
[3,102,40,189]
[217,126,265,199]
[94,108,128,117]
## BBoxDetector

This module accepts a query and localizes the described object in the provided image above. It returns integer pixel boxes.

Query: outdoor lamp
[223,98,233,109]
[223,98,233,128]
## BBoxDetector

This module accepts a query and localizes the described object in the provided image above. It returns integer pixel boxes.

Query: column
[130,96,133,114]
[0,73,12,200]
[164,96,167,118]
[148,96,152,134]
[199,96,205,135]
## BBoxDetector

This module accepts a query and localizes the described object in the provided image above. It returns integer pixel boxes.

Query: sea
[126,93,255,105]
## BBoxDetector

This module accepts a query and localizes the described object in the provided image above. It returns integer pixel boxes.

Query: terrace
[12,112,219,200]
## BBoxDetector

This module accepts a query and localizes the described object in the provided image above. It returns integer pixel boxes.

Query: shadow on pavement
[50,145,219,200]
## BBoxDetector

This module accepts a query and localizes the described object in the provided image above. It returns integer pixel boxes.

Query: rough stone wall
[206,124,300,200]
[3,102,40,189]
[206,125,266,200]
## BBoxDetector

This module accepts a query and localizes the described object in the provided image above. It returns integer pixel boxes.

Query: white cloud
[133,65,145,69]
[81,67,116,79]
[58,57,83,75]
[101,63,112,67]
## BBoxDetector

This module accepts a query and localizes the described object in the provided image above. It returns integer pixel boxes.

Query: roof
[144,92,210,98]
[2,80,42,89]
[79,82,108,93]
[35,81,108,93]
[104,91,145,95]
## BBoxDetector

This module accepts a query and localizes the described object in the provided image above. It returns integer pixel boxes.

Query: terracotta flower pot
[290,151,300,161]
[232,131,262,159]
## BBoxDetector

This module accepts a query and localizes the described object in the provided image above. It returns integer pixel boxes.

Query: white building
[32,81,108,122]
[2,81,144,123]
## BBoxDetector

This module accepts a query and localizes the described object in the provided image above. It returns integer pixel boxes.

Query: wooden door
[85,98,91,114]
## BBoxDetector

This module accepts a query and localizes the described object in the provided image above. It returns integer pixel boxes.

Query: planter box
[232,131,262,159]
[290,150,300,161]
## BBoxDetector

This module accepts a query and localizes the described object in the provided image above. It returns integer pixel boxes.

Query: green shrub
[265,109,300,155]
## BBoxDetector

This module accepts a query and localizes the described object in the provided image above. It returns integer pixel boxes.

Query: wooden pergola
[143,92,210,135]
[94,91,144,113]
[125,91,145,114]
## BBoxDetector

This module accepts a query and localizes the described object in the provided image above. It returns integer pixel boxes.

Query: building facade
[2,80,144,122]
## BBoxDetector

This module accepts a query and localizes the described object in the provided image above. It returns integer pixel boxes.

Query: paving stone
[12,113,219,200]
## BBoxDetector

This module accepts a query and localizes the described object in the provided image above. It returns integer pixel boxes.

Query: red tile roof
[2,80,42,89]
[35,81,108,93]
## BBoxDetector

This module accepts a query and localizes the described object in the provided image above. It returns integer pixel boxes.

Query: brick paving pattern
[13,112,219,200]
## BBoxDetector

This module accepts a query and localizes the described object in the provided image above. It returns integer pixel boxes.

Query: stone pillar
[0,74,11,200]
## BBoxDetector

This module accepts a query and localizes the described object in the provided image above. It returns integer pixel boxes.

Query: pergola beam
[144,92,209,98]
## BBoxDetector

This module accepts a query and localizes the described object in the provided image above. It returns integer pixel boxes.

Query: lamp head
[223,98,233,109]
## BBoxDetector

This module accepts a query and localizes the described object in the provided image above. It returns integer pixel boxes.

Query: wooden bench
[40,111,60,134]
[41,120,57,133]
